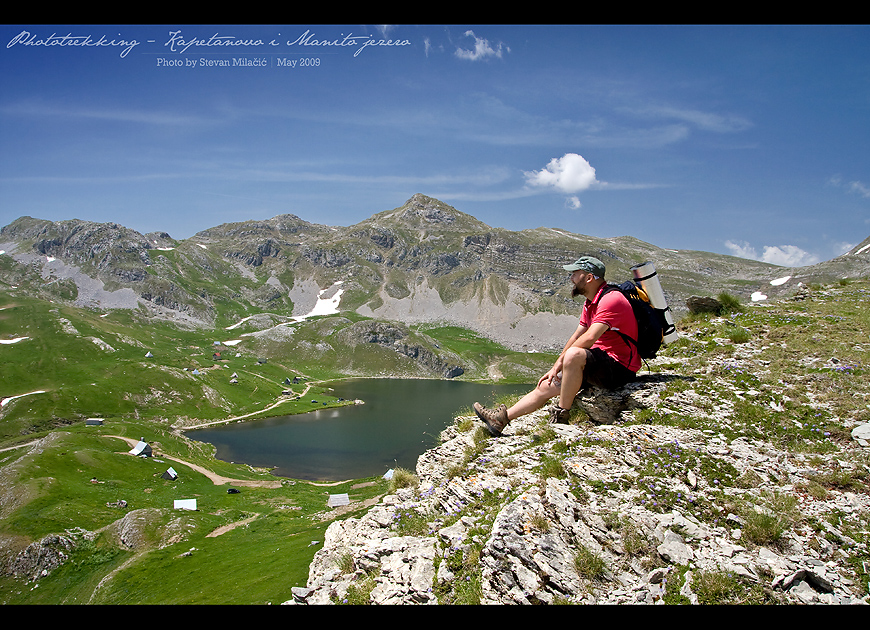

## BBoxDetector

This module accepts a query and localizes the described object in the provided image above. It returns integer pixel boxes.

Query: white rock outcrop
[287,398,870,605]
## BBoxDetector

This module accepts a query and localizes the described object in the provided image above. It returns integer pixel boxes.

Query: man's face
[570,270,593,297]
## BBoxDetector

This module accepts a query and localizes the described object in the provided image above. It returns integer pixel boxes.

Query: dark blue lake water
[187,378,530,481]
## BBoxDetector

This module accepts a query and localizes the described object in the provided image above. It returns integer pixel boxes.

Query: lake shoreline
[174,375,530,431]
[183,378,532,482]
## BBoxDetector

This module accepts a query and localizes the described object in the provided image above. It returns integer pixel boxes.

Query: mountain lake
[186,378,532,481]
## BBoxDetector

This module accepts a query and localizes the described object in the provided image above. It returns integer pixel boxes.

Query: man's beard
[572,285,582,298]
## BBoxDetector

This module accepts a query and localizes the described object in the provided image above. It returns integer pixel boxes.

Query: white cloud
[524,153,599,194]
[454,30,508,61]
[724,240,819,267]
[724,240,759,260]
[761,245,819,267]
[849,180,870,198]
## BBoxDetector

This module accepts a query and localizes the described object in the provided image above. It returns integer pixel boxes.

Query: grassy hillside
[0,421,385,604]
[0,288,555,442]
[0,294,341,441]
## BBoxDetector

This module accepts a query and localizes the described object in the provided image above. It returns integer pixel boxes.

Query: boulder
[573,373,677,424]
[686,296,722,314]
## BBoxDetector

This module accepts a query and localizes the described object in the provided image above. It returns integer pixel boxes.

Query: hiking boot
[547,404,570,424]
[473,402,509,436]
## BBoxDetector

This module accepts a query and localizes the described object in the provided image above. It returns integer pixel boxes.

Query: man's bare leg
[506,382,560,421]
[476,347,589,433]
[504,347,588,421]
[558,347,588,411]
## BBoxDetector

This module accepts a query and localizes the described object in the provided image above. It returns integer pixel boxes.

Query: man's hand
[540,362,562,388]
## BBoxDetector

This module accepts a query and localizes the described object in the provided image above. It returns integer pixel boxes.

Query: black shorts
[581,347,636,390]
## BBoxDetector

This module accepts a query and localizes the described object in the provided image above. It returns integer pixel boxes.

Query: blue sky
[1,24,868,266]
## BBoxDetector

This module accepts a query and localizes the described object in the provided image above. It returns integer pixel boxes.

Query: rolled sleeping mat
[631,262,679,343]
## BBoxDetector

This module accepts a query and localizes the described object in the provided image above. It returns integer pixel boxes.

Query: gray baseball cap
[562,255,606,277]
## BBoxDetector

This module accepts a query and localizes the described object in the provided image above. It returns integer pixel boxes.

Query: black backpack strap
[599,284,639,369]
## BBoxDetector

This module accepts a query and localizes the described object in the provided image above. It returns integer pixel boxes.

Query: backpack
[601,281,673,361]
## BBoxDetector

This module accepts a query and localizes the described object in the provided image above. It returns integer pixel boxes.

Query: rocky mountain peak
[369,194,490,234]
[402,193,459,224]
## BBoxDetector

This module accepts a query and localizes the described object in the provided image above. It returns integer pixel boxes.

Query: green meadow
[0,288,553,604]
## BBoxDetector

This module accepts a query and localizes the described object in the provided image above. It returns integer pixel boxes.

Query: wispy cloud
[1,100,207,126]
[827,175,870,199]
[423,37,436,57]
[624,104,752,133]
[225,162,514,189]
[454,30,509,61]
[849,180,870,198]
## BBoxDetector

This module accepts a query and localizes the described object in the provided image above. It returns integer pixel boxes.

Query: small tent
[174,498,197,511]
[162,467,178,481]
[145,351,153,358]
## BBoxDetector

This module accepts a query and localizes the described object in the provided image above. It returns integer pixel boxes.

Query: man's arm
[561,321,588,355]
[570,321,610,350]
[543,321,609,386]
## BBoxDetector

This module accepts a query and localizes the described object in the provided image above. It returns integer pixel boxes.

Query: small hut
[327,493,350,508]
[129,440,152,457]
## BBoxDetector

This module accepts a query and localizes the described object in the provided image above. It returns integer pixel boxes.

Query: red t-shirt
[579,284,641,373]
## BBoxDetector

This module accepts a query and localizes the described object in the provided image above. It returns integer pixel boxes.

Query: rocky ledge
[286,372,870,605]
[286,286,870,606]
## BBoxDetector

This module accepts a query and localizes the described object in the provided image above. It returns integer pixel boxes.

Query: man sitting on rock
[474,256,640,436]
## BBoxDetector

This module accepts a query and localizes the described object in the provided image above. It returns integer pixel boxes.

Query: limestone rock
[285,377,870,606]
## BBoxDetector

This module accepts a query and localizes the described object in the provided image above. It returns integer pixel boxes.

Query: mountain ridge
[2,193,868,352]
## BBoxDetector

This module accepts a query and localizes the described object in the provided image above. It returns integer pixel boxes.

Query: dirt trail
[207,513,261,537]
[178,382,315,430]
[108,435,283,488]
